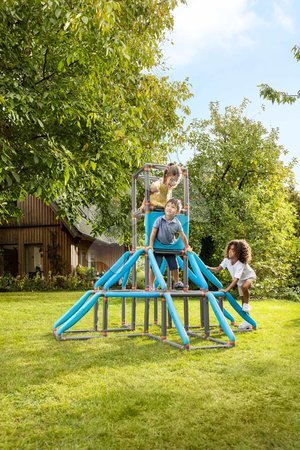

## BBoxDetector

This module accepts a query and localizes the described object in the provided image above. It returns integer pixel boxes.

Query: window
[25,245,43,277]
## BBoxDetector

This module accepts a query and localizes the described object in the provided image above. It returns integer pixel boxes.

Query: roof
[50,203,119,245]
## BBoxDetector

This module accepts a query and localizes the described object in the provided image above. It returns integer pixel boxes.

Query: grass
[0,292,299,450]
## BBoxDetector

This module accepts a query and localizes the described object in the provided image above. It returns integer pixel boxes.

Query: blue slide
[53,289,94,330]
[54,249,145,336]
[56,290,103,335]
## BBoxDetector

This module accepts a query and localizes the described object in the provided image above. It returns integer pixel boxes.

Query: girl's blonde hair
[224,239,252,264]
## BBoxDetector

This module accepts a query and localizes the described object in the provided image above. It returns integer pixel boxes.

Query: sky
[163,0,300,187]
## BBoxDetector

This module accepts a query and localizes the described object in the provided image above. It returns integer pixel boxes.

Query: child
[139,163,182,213]
[207,240,256,329]
[149,198,190,289]
[149,163,182,208]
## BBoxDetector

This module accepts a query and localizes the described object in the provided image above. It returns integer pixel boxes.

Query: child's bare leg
[238,286,244,304]
[241,280,252,303]
[240,280,253,313]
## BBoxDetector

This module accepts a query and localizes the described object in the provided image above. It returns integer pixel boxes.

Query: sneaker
[238,321,253,331]
[173,281,184,290]
[242,303,251,313]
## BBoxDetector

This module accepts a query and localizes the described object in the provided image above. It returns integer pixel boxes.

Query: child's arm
[179,231,192,252]
[139,181,161,211]
[221,278,239,293]
[150,180,160,194]
[207,265,223,272]
[149,227,158,249]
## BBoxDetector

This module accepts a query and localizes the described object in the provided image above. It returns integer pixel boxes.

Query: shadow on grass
[283,317,300,328]
[0,330,185,394]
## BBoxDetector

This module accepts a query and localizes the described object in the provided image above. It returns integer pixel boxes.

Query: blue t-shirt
[153,215,183,245]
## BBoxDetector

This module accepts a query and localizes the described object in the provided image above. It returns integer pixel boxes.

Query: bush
[0,273,94,292]
[0,273,14,291]
[52,275,69,290]
[75,265,97,281]
[270,287,300,302]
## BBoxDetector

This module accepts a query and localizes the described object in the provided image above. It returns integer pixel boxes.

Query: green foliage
[288,190,300,285]
[0,272,94,291]
[187,100,299,289]
[259,45,300,104]
[136,269,145,289]
[75,264,97,280]
[0,0,191,231]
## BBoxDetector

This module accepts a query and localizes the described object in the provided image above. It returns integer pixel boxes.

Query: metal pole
[145,252,150,290]
[93,300,99,331]
[167,265,171,289]
[122,297,126,325]
[161,297,167,339]
[144,164,151,217]
[102,297,108,336]
[183,253,189,290]
[203,297,210,337]
[154,297,158,324]
[131,296,136,331]
[144,297,149,333]
[200,296,205,327]
[183,296,189,330]
[183,167,189,219]
[167,266,172,328]
[217,296,224,333]
[131,177,137,251]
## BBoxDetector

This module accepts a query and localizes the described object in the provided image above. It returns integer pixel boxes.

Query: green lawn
[0,292,299,450]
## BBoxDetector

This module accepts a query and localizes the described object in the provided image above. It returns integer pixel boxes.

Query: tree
[259,45,300,104]
[187,100,298,290]
[0,0,191,229]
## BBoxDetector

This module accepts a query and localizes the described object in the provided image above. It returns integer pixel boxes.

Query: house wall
[0,197,74,275]
[0,196,127,277]
[78,240,126,274]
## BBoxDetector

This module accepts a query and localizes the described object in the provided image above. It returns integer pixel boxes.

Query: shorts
[238,278,256,296]
[154,253,178,271]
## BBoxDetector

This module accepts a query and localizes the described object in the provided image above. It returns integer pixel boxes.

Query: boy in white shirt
[207,239,256,330]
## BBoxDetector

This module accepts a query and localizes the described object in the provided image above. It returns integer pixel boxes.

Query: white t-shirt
[220,258,256,286]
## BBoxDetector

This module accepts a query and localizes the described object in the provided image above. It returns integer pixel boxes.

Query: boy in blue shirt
[149,198,190,289]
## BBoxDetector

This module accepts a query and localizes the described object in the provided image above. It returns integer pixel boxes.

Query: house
[0,196,126,277]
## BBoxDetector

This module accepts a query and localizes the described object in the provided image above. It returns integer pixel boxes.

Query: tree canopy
[259,45,300,104]
[0,0,191,228]
[187,100,298,290]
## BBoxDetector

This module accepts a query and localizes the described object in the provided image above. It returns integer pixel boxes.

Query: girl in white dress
[208,240,256,329]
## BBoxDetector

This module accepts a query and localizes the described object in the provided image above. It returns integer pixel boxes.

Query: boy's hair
[163,163,182,183]
[166,198,182,212]
[224,239,252,264]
